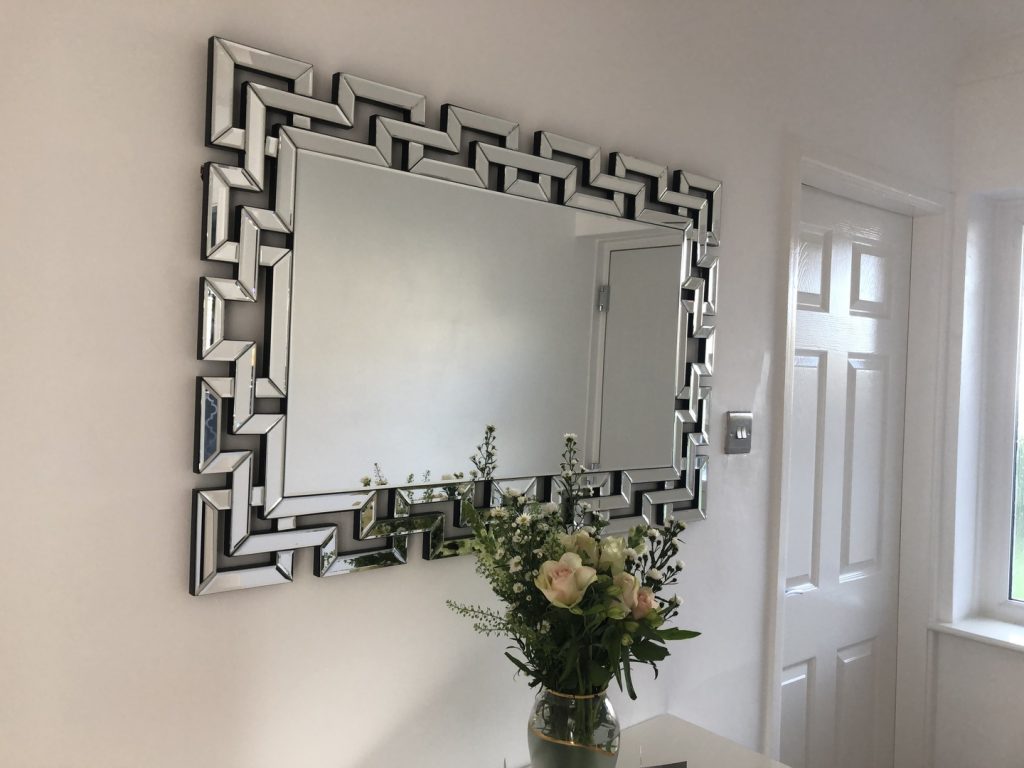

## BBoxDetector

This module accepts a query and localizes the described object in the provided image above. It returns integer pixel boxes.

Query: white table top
[618,715,788,768]
[514,714,788,768]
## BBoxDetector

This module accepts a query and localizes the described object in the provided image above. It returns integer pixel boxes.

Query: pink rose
[535,553,598,609]
[632,586,657,619]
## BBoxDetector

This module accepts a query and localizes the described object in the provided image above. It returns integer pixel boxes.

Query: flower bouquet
[447,427,699,768]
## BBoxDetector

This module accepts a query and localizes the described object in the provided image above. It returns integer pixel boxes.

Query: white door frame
[762,138,952,768]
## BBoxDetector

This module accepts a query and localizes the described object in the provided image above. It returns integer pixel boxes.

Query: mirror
[191,37,719,595]
[286,153,683,494]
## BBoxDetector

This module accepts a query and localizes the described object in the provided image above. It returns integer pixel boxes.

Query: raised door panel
[781,660,814,768]
[786,352,827,592]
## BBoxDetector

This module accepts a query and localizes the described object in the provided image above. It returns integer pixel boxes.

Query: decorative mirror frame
[191,37,721,596]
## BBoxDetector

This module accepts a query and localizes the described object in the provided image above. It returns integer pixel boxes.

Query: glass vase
[527,688,620,768]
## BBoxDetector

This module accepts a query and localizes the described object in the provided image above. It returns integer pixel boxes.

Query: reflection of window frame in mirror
[974,200,1024,624]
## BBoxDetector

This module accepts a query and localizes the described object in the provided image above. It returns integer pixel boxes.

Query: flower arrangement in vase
[447,427,699,768]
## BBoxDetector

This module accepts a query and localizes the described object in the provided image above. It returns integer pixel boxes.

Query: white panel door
[779,186,911,768]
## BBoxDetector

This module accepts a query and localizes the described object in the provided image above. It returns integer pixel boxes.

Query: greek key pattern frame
[191,37,721,596]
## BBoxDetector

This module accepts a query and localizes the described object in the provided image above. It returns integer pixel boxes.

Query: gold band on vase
[527,726,618,756]
[543,688,608,701]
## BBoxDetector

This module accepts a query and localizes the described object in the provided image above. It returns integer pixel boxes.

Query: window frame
[977,200,1024,623]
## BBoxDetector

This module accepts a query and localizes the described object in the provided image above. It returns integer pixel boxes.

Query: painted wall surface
[955,30,1024,195]
[1,2,962,766]
[933,635,1024,768]
[930,34,1024,768]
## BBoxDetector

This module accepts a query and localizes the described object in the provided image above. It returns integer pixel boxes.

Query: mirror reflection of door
[594,245,682,471]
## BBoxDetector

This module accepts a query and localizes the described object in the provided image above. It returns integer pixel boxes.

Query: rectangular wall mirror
[192,37,720,595]
[287,153,684,493]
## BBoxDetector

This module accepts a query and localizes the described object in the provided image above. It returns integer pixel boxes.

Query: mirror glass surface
[284,153,683,495]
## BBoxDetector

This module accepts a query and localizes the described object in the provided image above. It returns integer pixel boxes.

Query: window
[1014,443,1024,601]
[1014,250,1024,603]
[972,202,1024,622]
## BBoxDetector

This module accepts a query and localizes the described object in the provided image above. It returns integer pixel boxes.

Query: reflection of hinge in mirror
[596,284,610,312]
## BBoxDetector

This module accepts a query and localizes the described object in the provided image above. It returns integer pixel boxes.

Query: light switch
[725,411,753,454]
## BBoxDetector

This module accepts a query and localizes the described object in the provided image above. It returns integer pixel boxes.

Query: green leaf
[631,640,669,663]
[622,655,637,700]
[588,659,612,688]
[659,628,701,641]
[558,645,579,686]
[504,651,533,678]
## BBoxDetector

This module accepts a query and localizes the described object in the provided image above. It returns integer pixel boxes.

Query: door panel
[779,186,911,768]
[786,352,826,591]
[835,639,878,768]
[781,659,814,768]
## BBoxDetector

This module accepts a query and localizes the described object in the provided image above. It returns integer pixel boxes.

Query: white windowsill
[930,617,1024,653]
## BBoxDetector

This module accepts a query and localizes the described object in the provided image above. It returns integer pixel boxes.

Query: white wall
[933,635,1024,767]
[1,2,963,766]
[929,32,1024,768]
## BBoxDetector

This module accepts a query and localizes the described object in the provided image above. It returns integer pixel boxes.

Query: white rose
[535,553,597,609]
[558,530,599,564]
[599,536,628,575]
[541,502,559,514]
